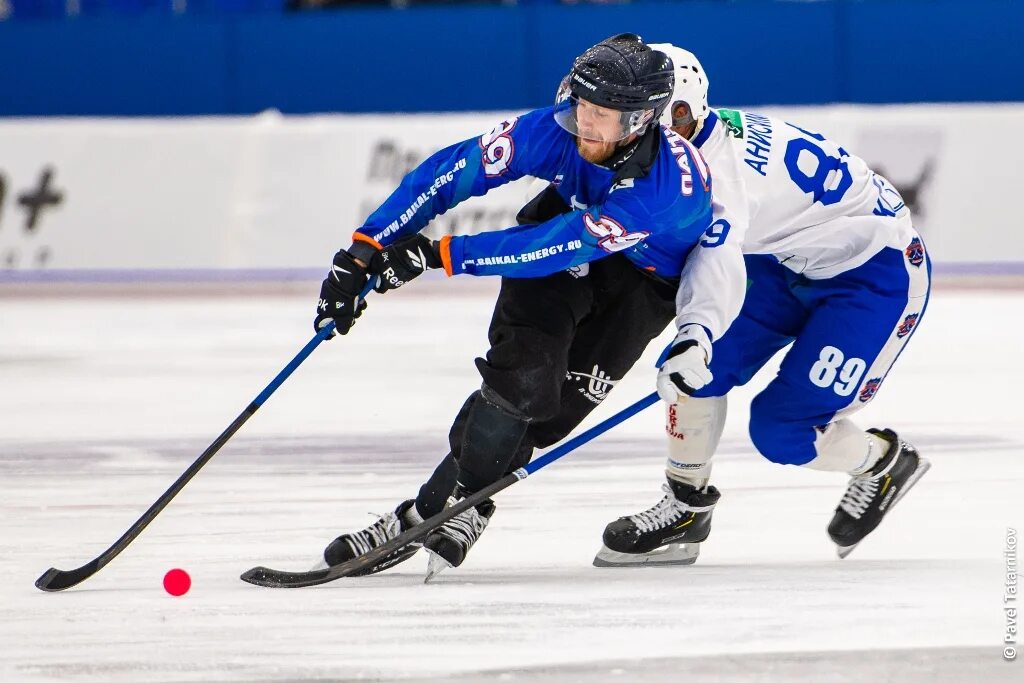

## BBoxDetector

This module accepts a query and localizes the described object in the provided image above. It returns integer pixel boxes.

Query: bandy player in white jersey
[595,44,932,566]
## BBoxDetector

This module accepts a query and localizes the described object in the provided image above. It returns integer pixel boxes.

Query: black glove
[314,249,369,337]
[369,234,444,294]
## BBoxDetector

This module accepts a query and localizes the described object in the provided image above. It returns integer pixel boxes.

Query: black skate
[423,495,496,582]
[594,479,721,567]
[320,499,422,576]
[829,428,931,559]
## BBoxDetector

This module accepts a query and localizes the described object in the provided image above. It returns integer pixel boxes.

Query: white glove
[656,324,714,402]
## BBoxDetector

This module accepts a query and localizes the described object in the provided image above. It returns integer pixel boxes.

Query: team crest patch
[859,378,883,403]
[896,313,919,338]
[905,237,925,267]
[717,108,745,139]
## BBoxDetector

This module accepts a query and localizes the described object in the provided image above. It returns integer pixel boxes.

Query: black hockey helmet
[554,33,675,142]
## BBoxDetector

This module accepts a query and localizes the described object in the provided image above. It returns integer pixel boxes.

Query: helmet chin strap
[599,129,647,170]
[614,132,640,150]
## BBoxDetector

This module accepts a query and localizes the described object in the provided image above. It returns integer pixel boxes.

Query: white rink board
[0,103,1021,274]
[1,282,1022,682]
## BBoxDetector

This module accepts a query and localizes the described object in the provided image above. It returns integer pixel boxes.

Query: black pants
[415,254,677,517]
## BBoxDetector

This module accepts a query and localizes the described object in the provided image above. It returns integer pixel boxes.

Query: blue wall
[0,0,1021,116]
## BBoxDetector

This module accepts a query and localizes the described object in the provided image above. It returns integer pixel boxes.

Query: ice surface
[1,280,1021,682]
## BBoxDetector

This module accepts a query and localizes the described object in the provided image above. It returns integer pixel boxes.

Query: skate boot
[594,479,721,567]
[320,499,423,576]
[829,428,931,559]
[423,493,496,582]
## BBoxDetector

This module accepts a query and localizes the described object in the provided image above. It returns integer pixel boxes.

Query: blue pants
[694,242,932,465]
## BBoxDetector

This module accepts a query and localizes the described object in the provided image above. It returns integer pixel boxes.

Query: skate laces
[437,498,490,549]
[839,442,902,520]
[344,511,399,556]
[630,483,690,534]
[837,478,879,520]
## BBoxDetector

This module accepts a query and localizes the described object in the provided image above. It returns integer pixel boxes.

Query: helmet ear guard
[629,109,656,131]
[670,101,697,128]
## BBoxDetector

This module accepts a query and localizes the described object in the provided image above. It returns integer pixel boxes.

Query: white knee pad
[805,419,889,474]
[664,395,727,488]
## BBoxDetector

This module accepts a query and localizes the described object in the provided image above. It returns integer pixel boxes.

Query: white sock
[664,395,726,488]
[804,419,889,475]
[405,503,425,526]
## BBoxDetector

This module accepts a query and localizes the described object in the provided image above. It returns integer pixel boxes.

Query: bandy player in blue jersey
[311,35,739,580]
[594,45,933,568]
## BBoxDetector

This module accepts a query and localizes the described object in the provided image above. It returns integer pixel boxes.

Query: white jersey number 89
[809,345,866,397]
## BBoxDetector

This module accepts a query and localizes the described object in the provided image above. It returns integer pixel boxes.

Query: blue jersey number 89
[783,123,852,207]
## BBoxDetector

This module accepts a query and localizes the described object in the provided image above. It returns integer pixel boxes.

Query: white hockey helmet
[650,43,710,129]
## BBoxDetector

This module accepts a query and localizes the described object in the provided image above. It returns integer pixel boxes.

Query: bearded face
[574,99,632,164]
[576,137,620,164]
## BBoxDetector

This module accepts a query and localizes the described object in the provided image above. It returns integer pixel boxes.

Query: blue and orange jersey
[354,106,713,279]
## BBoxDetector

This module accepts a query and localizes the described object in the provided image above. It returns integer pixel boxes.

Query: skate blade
[835,457,932,560]
[835,543,858,559]
[424,549,452,583]
[592,543,700,568]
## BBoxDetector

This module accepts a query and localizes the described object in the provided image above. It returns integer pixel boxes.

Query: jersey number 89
[809,345,866,397]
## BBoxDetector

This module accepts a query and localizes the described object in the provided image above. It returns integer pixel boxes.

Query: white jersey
[706,108,916,278]
[672,108,918,343]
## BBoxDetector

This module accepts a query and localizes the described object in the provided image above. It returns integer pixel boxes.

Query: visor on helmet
[553,77,656,143]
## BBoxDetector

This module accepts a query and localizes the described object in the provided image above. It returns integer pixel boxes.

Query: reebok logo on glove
[406,247,428,272]
[380,266,405,289]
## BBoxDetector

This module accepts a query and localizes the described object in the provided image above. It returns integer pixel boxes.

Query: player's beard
[576,136,618,164]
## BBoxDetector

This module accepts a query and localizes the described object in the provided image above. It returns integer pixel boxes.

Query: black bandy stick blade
[35,563,97,592]
[35,568,65,591]
[239,567,279,587]
[239,566,331,588]
[239,560,370,588]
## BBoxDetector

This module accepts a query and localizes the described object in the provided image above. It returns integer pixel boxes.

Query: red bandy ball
[163,568,191,596]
